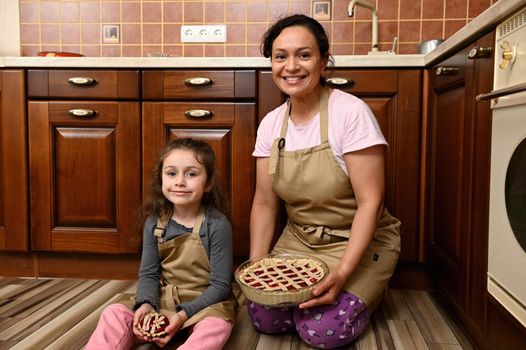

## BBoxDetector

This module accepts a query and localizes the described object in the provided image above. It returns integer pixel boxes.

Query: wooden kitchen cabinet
[142,70,257,260]
[27,70,142,253]
[424,46,470,307]
[0,70,29,251]
[423,30,498,349]
[258,69,422,263]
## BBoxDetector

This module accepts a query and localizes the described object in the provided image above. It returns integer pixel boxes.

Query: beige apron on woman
[125,207,238,330]
[268,88,401,312]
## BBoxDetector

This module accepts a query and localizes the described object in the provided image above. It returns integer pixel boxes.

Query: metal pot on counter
[416,39,445,54]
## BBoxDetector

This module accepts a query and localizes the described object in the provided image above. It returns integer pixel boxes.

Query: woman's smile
[283,76,305,84]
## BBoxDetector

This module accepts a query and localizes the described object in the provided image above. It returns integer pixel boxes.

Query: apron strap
[154,209,173,244]
[154,206,205,244]
[268,89,330,175]
[319,87,329,143]
[192,206,206,235]
[289,221,350,245]
[268,102,290,176]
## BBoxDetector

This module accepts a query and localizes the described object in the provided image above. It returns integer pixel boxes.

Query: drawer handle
[326,77,354,87]
[184,109,214,119]
[68,77,97,86]
[468,46,492,59]
[435,66,458,76]
[68,109,97,118]
[184,77,214,86]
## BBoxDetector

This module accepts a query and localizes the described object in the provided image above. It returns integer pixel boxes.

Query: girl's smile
[162,148,209,215]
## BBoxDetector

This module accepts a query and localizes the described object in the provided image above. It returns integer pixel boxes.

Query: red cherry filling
[239,257,326,293]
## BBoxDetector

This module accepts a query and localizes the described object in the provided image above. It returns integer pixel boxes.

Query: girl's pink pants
[85,304,233,350]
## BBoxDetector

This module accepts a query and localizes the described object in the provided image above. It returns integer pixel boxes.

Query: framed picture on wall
[313,1,331,21]
[102,25,120,44]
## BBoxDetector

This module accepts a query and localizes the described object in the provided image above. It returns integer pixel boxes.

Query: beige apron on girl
[268,88,401,312]
[125,207,238,330]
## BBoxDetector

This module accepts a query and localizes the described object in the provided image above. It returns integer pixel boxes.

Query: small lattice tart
[138,312,170,338]
[235,254,328,306]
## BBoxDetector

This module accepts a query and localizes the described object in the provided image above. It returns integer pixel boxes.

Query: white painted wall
[0,0,21,56]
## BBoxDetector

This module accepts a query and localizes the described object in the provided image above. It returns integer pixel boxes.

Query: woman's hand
[132,303,156,342]
[151,310,187,347]
[298,267,347,309]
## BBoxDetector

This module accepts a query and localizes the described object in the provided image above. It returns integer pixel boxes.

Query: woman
[248,14,401,349]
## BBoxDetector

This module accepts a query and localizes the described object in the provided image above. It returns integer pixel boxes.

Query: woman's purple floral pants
[247,291,369,349]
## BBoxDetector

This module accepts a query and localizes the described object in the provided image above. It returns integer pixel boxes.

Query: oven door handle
[476,82,526,102]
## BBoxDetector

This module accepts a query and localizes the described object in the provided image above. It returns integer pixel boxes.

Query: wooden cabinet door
[464,30,494,333]
[0,70,29,251]
[331,70,422,262]
[424,32,496,348]
[425,47,470,307]
[28,101,141,253]
[142,102,256,259]
[257,69,422,262]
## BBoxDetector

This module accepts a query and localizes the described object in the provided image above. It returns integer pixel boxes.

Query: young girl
[86,138,238,350]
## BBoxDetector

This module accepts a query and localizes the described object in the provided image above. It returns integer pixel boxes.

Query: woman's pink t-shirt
[253,89,387,175]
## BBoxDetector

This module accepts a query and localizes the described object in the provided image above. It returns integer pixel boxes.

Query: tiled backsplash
[19,0,496,57]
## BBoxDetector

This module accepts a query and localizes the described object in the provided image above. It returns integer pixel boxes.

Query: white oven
[478,6,526,327]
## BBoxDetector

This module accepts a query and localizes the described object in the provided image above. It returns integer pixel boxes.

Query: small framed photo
[102,24,120,44]
[313,1,331,21]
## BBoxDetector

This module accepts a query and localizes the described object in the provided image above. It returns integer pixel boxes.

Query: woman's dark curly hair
[138,138,227,228]
[261,14,335,83]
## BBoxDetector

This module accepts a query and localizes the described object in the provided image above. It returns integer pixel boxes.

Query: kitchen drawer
[432,48,468,88]
[27,69,140,99]
[142,70,256,100]
[149,102,236,126]
[44,101,121,124]
[324,70,398,93]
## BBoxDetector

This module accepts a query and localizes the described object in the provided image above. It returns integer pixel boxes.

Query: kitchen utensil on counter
[147,52,170,57]
[37,51,84,57]
[416,39,445,54]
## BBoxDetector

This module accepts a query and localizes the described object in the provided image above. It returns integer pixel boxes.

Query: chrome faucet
[348,0,379,53]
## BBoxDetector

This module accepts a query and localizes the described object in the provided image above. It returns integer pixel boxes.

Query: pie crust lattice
[138,312,170,338]
[235,255,328,305]
[237,256,326,293]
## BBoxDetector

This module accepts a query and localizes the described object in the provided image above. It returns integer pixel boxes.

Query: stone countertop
[0,54,426,69]
[0,0,523,69]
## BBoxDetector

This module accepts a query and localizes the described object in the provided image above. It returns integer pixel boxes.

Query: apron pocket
[160,284,180,312]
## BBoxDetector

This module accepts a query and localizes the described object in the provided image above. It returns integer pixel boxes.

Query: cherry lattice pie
[235,254,328,306]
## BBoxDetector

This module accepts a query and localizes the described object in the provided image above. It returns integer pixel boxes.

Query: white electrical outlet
[181,25,227,43]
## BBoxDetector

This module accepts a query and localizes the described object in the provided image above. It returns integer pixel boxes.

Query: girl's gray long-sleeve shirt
[134,206,233,319]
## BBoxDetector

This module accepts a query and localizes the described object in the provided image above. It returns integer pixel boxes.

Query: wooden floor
[0,277,474,350]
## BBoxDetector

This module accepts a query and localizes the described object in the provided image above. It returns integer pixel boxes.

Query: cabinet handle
[468,47,492,59]
[476,82,526,103]
[67,77,97,86]
[184,77,214,86]
[184,109,214,119]
[325,77,354,87]
[435,66,459,76]
[68,109,97,118]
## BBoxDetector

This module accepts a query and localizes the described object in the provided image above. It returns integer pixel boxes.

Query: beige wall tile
[15,0,494,57]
